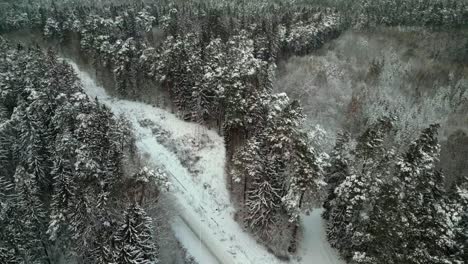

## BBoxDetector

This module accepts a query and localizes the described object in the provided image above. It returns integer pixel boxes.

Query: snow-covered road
[69,59,344,264]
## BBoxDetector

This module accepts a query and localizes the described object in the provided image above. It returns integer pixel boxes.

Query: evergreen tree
[322,131,352,220]
[394,124,454,263]
[0,176,17,264]
[12,166,49,263]
[452,176,467,262]
[115,204,158,264]
[377,124,457,264]
[0,41,162,263]
[348,148,397,264]
[327,117,394,259]
[48,131,77,242]
[242,136,283,240]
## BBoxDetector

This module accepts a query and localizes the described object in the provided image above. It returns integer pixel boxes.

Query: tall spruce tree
[452,176,467,262]
[327,117,394,259]
[323,131,352,220]
[115,204,158,264]
[389,124,456,264]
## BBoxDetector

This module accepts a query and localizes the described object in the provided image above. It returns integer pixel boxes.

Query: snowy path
[298,210,345,264]
[68,60,344,264]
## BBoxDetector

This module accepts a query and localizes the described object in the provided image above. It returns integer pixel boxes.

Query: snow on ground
[68,59,344,264]
[173,216,221,264]
[298,210,345,264]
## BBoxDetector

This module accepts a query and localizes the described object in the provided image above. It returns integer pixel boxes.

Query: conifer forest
[0,0,467,263]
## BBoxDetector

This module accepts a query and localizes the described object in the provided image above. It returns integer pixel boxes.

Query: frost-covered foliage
[351,0,468,28]
[0,1,343,256]
[323,121,467,263]
[326,118,396,258]
[230,94,324,254]
[276,29,468,150]
[0,0,343,106]
[322,131,352,220]
[114,203,158,264]
[302,0,468,28]
[0,40,162,264]
[452,176,468,261]
[2,0,466,262]
[280,12,341,55]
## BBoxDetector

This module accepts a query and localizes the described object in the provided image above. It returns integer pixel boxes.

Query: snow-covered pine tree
[392,124,456,264]
[223,30,265,133]
[115,203,158,264]
[12,166,49,263]
[0,40,164,263]
[89,209,119,264]
[236,93,324,253]
[0,176,17,264]
[326,164,355,254]
[283,129,324,253]
[348,147,397,264]
[69,102,125,260]
[452,176,467,262]
[323,131,352,220]
[0,121,16,180]
[241,134,284,237]
[231,134,263,207]
[282,132,322,221]
[245,154,284,242]
[18,105,51,192]
[199,37,227,126]
[274,99,324,226]
[161,7,179,38]
[327,117,394,259]
[154,34,203,118]
[48,131,78,243]
[355,116,394,160]
[135,8,156,36]
[67,188,95,260]
[113,37,137,97]
[109,115,134,155]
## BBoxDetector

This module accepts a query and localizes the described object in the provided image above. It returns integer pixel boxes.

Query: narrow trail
[299,210,345,264]
[68,59,344,264]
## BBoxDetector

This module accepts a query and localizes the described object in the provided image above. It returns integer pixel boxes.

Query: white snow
[298,210,345,264]
[68,59,344,264]
[173,216,221,264]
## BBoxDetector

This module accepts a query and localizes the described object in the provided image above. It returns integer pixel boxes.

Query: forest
[0,0,466,263]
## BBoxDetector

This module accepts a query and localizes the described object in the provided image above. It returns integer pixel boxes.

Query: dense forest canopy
[0,0,467,263]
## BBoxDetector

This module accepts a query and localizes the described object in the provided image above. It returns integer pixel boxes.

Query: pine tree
[0,121,16,179]
[68,189,95,260]
[348,147,397,264]
[199,37,227,125]
[392,124,456,264]
[232,131,281,240]
[0,176,17,264]
[453,176,467,262]
[0,40,152,263]
[223,30,265,132]
[12,166,49,263]
[115,204,158,264]
[48,131,78,242]
[355,116,394,160]
[327,117,394,259]
[323,131,352,220]
[245,165,283,241]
